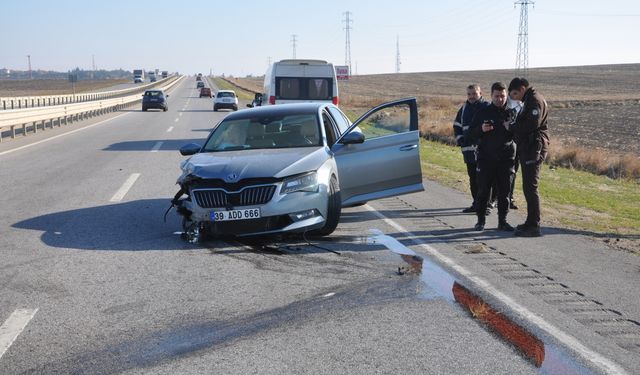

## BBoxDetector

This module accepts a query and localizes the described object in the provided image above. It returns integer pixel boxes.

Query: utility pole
[515,1,534,77]
[291,34,297,59]
[395,36,401,73]
[267,56,272,68]
[91,54,96,79]
[27,55,32,79]
[343,11,353,74]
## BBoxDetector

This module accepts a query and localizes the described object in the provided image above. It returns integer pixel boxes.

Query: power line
[515,0,534,77]
[291,34,297,59]
[343,11,353,73]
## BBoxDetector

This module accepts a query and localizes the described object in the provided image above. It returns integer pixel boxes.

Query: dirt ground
[0,79,129,97]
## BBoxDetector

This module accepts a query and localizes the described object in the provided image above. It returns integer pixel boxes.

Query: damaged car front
[172,106,339,242]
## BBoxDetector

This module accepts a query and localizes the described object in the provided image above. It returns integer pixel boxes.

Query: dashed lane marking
[174,118,179,122]
[0,308,38,360]
[364,204,628,375]
[109,173,140,202]
[150,141,163,152]
[167,126,174,133]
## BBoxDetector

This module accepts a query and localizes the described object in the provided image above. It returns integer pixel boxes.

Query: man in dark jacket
[506,78,550,237]
[467,82,516,231]
[453,84,490,213]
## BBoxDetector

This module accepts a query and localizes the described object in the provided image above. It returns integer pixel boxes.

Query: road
[0,78,637,374]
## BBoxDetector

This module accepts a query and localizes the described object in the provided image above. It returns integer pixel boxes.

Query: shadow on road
[12,199,190,251]
[102,138,205,152]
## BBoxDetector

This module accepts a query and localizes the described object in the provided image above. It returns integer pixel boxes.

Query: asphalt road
[0,78,637,374]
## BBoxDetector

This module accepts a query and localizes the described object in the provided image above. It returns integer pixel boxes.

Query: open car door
[332,97,424,207]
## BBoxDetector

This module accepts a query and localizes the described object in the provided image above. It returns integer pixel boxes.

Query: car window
[276,77,333,100]
[144,91,163,97]
[217,92,236,98]
[353,102,412,139]
[327,107,350,135]
[322,112,338,145]
[202,114,321,152]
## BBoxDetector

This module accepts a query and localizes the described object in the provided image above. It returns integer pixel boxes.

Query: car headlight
[281,172,318,194]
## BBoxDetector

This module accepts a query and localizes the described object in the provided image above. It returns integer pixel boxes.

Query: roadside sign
[335,65,349,80]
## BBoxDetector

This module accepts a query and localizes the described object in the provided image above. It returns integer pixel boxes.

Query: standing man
[468,82,516,232]
[453,84,489,213]
[505,78,550,237]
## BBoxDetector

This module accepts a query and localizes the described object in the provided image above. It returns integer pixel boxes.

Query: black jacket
[512,87,549,164]
[468,102,517,162]
[453,98,489,164]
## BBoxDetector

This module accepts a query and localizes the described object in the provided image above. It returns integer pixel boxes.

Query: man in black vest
[468,82,516,232]
[505,78,550,237]
[453,84,489,213]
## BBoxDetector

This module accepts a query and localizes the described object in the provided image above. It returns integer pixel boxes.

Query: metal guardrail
[0,75,184,142]
[0,75,177,111]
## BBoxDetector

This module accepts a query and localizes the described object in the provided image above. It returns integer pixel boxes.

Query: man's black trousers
[475,159,515,224]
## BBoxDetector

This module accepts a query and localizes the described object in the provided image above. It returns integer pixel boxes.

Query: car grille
[193,185,277,208]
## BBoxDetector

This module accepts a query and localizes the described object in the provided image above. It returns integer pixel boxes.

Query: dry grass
[0,79,130,97]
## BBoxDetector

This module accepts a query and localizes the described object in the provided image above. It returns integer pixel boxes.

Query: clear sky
[1,0,638,76]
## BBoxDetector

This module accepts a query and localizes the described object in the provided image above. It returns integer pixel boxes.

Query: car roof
[144,89,164,93]
[217,90,236,93]
[223,103,329,121]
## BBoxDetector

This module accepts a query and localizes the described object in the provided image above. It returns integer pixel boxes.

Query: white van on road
[258,59,339,106]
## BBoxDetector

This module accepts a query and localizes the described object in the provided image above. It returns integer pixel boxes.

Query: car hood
[179,147,329,182]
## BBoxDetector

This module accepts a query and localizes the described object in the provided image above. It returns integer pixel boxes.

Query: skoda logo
[225,173,239,182]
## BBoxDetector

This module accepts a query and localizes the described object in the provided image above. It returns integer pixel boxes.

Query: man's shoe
[509,201,519,210]
[474,222,485,231]
[516,222,531,231]
[498,222,515,232]
[485,207,491,216]
[515,226,542,237]
[462,206,476,213]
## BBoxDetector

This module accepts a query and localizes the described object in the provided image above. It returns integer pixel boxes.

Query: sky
[1,0,639,76]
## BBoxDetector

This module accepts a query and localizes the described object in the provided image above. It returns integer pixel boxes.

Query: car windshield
[144,91,163,97]
[217,92,235,98]
[202,114,322,151]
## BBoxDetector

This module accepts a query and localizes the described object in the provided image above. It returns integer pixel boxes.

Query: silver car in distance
[173,98,423,242]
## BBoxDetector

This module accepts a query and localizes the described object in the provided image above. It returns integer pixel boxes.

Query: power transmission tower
[395,36,401,73]
[515,1,534,77]
[291,34,298,59]
[343,11,353,74]
[27,55,32,79]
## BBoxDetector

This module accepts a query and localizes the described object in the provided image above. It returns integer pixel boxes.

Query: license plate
[210,208,261,221]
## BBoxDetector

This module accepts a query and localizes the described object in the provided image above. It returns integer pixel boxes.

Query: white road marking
[150,141,163,152]
[0,308,38,360]
[166,126,174,133]
[364,204,628,375]
[179,113,183,117]
[109,173,140,202]
[174,118,179,122]
[0,113,127,157]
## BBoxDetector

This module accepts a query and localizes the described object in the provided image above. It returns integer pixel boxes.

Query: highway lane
[0,78,635,374]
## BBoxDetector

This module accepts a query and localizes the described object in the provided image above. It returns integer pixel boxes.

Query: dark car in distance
[199,87,212,98]
[197,81,205,88]
[142,90,169,112]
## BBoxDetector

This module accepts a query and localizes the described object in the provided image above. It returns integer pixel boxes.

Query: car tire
[142,107,147,112]
[233,106,238,111]
[163,107,168,112]
[310,176,341,236]
[213,106,218,112]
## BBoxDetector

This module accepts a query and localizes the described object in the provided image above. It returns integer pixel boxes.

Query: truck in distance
[133,69,144,83]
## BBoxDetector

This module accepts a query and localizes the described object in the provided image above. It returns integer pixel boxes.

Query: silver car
[173,98,423,242]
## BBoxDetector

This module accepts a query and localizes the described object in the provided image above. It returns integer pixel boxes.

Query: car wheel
[163,107,168,112]
[142,107,147,112]
[213,106,218,112]
[310,176,341,236]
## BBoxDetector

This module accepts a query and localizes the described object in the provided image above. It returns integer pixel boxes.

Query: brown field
[0,79,130,97]
[235,64,640,177]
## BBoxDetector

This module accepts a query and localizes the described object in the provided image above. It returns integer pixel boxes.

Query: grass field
[0,79,130,97]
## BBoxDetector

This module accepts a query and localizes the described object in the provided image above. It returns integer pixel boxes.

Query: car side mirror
[339,131,365,145]
[179,143,201,156]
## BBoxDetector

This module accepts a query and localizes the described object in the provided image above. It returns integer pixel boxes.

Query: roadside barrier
[0,75,184,142]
